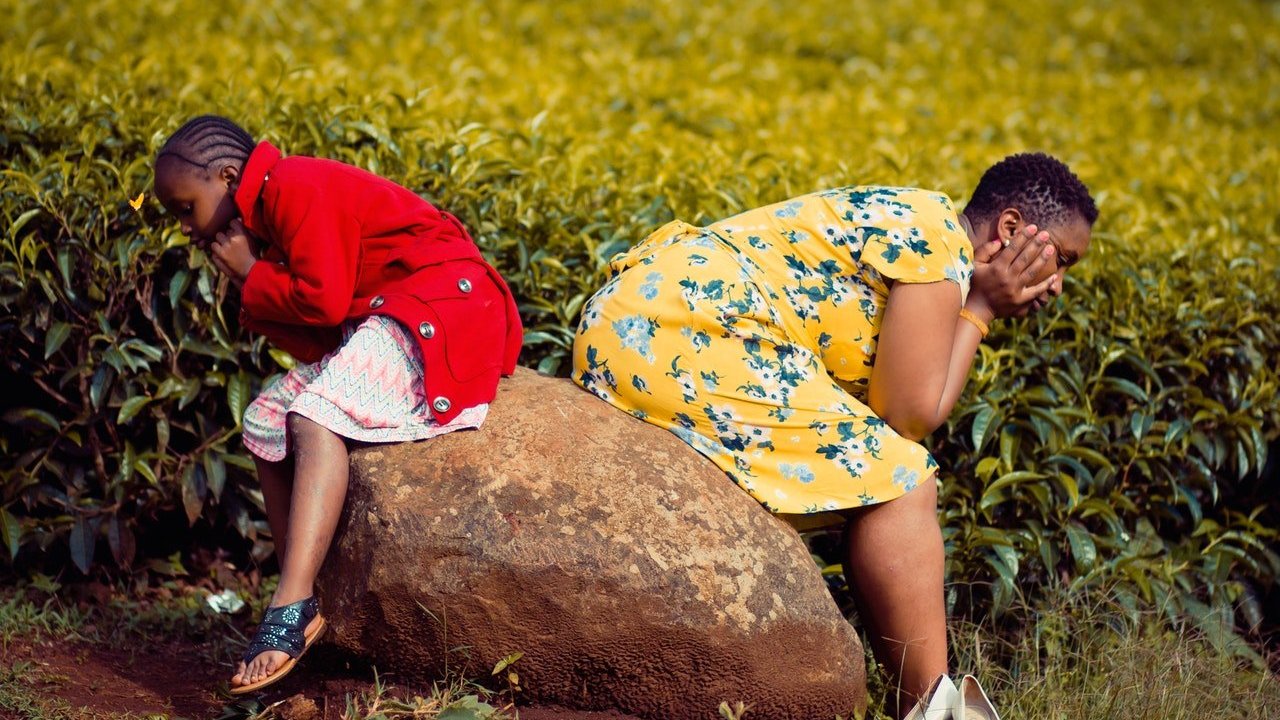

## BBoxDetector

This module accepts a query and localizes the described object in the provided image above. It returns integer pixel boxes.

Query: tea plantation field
[2,0,1278,669]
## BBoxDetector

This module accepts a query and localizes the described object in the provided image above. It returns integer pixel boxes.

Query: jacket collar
[234,141,282,238]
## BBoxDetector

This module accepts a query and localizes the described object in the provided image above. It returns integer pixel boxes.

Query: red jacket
[234,141,522,424]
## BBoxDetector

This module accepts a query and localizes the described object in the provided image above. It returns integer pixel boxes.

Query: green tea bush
[2,0,1277,639]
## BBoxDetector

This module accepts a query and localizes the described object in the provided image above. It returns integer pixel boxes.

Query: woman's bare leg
[233,414,350,688]
[843,477,947,719]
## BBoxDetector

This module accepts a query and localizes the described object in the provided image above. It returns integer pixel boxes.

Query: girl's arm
[240,183,361,326]
[867,228,1055,441]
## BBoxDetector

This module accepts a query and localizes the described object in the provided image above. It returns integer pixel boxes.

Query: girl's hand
[970,223,1056,319]
[209,219,258,286]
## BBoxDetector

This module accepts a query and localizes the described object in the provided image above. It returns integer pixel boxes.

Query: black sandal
[229,596,326,695]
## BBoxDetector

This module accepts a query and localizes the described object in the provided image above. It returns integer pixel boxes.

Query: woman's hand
[209,219,258,286]
[969,223,1056,319]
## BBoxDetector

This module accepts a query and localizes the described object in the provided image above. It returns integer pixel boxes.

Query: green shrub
[1,0,1277,641]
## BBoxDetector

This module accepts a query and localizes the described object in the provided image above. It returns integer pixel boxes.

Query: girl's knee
[285,413,323,443]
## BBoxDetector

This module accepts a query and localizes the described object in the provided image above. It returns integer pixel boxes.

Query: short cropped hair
[157,115,256,173]
[964,152,1098,229]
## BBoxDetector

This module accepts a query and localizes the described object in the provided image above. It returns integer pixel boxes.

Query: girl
[571,154,1096,719]
[153,115,523,694]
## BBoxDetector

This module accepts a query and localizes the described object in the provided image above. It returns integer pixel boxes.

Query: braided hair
[156,115,256,175]
[964,153,1098,229]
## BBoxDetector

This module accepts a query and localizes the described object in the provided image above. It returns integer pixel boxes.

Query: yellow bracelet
[959,307,990,338]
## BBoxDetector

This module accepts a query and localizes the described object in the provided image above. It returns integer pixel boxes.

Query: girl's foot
[229,597,326,694]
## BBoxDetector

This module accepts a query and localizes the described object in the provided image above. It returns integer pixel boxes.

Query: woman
[571,153,1096,718]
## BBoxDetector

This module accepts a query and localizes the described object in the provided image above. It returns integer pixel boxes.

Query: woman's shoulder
[817,185,959,220]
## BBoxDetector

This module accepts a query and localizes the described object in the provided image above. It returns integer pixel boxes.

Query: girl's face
[154,159,240,248]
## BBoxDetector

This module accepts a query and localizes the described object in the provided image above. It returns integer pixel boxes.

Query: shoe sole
[228,614,327,696]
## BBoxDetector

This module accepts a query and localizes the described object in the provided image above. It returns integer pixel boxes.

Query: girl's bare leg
[843,478,948,719]
[233,414,350,688]
[254,456,293,562]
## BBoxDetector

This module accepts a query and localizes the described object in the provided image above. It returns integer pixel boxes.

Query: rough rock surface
[317,367,865,719]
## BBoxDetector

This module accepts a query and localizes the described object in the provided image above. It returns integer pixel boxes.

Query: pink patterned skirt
[242,315,487,462]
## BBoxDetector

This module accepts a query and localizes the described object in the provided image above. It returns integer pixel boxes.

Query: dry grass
[861,589,1280,720]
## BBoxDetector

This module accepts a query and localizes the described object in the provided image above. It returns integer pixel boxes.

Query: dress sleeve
[240,180,361,326]
[859,190,973,298]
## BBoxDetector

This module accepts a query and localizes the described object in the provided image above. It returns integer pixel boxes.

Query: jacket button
[418,322,435,339]
[369,295,385,309]
[457,278,473,293]
[432,396,452,413]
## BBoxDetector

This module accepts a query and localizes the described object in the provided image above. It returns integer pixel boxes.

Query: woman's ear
[996,208,1023,242]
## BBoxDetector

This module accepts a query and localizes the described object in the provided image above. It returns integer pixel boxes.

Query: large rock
[317,367,865,719]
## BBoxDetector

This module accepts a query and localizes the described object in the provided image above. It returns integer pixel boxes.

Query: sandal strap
[242,596,319,665]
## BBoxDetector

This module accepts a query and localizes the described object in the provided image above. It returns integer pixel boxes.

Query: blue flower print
[611,315,660,363]
[680,326,712,352]
[666,356,699,402]
[779,462,816,484]
[700,370,721,392]
[774,201,804,218]
[578,275,620,330]
[639,271,663,300]
[892,465,919,492]
[576,345,618,403]
[631,375,651,394]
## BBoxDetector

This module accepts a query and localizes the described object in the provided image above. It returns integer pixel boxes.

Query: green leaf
[9,208,41,238]
[117,395,150,424]
[0,507,21,559]
[181,464,203,526]
[89,365,112,411]
[107,514,136,567]
[4,408,60,432]
[44,321,72,359]
[227,372,250,426]
[168,269,190,308]
[1065,523,1098,575]
[204,452,227,501]
[69,515,95,574]
[491,651,524,675]
[975,457,1000,481]
[970,406,995,450]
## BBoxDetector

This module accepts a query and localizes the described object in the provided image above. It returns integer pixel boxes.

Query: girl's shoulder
[263,154,425,209]
[269,154,384,188]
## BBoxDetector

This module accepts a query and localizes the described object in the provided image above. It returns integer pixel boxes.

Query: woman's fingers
[973,238,1003,263]
[1020,272,1057,304]
[1009,230,1048,276]
[1020,242,1054,285]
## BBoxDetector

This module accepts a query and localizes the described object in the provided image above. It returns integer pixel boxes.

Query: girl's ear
[219,162,241,189]
[996,208,1023,243]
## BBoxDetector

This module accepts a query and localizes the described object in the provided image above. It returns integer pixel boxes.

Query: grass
[5,581,1274,720]
[860,589,1280,720]
[0,581,518,720]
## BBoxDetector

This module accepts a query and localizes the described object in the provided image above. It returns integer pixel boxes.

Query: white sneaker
[953,674,1001,720]
[903,674,959,720]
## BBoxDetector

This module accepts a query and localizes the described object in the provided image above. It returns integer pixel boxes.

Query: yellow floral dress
[571,186,973,515]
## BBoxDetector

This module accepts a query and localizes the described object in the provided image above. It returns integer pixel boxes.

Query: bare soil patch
[3,635,640,720]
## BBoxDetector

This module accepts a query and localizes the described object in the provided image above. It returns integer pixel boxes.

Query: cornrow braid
[963,152,1098,229]
[157,115,256,173]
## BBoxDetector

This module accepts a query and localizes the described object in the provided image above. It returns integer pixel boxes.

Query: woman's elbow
[877,407,940,443]
[893,418,935,442]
